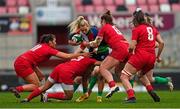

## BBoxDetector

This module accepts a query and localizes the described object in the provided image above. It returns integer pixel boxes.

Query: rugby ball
[71,34,83,43]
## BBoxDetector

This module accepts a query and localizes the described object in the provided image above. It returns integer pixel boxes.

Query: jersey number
[146,27,154,41]
[71,56,84,61]
[112,26,122,35]
[30,44,42,51]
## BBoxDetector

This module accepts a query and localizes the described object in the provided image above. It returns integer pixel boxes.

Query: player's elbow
[159,41,165,47]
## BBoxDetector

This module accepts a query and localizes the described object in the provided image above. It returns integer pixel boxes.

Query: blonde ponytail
[68,16,90,34]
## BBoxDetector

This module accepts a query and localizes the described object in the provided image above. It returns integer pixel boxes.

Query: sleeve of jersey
[97,26,105,38]
[90,58,97,64]
[132,28,139,40]
[48,48,59,55]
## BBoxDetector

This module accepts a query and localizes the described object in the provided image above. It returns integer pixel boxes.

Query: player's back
[98,24,128,49]
[133,24,158,54]
[57,56,96,76]
[20,44,58,65]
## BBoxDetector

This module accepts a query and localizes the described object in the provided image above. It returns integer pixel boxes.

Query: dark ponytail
[40,34,55,43]
[132,8,146,27]
[101,10,113,25]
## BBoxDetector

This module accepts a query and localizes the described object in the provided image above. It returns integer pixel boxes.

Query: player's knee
[120,73,129,80]
[31,84,39,90]
[35,81,41,86]
[148,78,154,83]
[99,66,105,73]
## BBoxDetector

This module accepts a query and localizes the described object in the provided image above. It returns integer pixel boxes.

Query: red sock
[108,81,116,88]
[16,86,23,92]
[27,88,42,101]
[47,92,65,100]
[146,85,154,92]
[127,89,135,99]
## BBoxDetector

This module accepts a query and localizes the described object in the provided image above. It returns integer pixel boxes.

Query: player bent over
[21,56,100,102]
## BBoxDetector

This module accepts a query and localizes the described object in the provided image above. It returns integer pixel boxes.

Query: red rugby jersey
[19,43,59,65]
[98,24,128,49]
[57,56,97,76]
[132,24,159,54]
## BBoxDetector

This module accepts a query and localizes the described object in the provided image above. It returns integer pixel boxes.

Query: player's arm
[130,28,138,53]
[155,41,159,48]
[74,41,89,53]
[156,34,164,62]
[89,36,103,47]
[94,61,101,66]
[68,33,82,46]
[68,40,81,46]
[55,51,90,59]
[74,47,84,53]
[129,40,137,53]
[83,36,103,48]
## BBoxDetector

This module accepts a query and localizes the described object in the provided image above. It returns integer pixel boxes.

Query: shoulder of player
[43,44,58,51]
[133,24,147,31]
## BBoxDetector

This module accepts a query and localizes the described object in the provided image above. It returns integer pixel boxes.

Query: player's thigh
[23,72,40,86]
[123,62,138,75]
[100,56,119,70]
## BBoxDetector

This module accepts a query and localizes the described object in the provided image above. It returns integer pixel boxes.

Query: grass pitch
[0,91,180,108]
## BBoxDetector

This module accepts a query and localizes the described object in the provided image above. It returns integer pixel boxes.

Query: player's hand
[93,48,98,54]
[40,77,46,85]
[68,40,81,46]
[82,41,90,48]
[81,52,92,57]
[156,57,162,63]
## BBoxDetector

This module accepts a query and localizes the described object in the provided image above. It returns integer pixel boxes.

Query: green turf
[0,91,180,108]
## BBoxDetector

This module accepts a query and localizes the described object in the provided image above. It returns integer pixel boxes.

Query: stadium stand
[74,0,180,13]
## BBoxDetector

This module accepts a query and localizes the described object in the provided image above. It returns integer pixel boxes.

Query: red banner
[84,13,174,31]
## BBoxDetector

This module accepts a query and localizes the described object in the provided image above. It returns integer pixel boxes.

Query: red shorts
[49,67,74,85]
[128,51,156,74]
[110,44,129,62]
[14,57,34,78]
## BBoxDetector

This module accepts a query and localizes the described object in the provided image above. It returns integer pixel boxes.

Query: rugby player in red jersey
[9,34,90,98]
[143,13,173,91]
[20,56,100,102]
[120,8,164,103]
[84,10,130,98]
